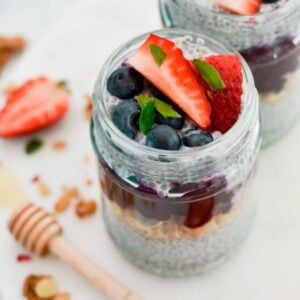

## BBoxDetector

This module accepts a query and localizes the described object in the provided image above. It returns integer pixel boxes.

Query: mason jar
[159,0,300,147]
[91,29,261,277]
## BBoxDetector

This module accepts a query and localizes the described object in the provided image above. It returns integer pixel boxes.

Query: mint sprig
[152,97,181,119]
[139,100,155,134]
[136,94,149,110]
[149,44,167,67]
[193,59,225,91]
[136,94,181,125]
[25,138,43,154]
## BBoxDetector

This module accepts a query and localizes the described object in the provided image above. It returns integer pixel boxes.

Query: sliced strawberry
[193,55,243,133]
[0,77,70,138]
[213,0,261,15]
[128,34,211,129]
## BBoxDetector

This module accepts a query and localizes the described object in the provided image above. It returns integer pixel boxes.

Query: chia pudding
[91,29,261,277]
[159,0,300,147]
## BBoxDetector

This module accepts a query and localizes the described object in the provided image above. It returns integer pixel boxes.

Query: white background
[0,0,300,299]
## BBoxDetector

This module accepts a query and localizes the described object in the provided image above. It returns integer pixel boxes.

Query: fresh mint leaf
[136,94,150,109]
[25,138,43,154]
[139,100,155,134]
[193,59,225,91]
[149,44,167,67]
[153,97,181,119]
[137,94,181,120]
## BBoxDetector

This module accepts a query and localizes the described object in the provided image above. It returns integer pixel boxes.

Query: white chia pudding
[91,29,261,276]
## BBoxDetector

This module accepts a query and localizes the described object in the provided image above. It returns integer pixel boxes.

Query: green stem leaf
[153,97,181,118]
[149,44,167,67]
[193,59,225,91]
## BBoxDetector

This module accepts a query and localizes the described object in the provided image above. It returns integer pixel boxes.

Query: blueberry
[182,129,213,147]
[155,113,184,130]
[146,125,181,150]
[107,67,144,99]
[111,100,140,139]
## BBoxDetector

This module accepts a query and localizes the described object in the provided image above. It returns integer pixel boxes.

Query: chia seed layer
[102,190,256,277]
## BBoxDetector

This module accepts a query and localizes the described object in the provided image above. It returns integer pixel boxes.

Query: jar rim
[92,28,258,161]
[172,0,300,22]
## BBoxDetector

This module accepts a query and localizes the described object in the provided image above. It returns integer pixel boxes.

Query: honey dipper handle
[49,236,140,300]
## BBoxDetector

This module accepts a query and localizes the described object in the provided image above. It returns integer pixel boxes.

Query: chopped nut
[23,275,48,300]
[0,36,26,72]
[23,275,70,300]
[53,293,71,300]
[84,93,93,120]
[76,200,97,218]
[34,277,58,299]
[83,154,91,164]
[38,182,51,197]
[54,195,71,213]
[85,179,93,186]
[52,140,67,151]
[55,187,79,213]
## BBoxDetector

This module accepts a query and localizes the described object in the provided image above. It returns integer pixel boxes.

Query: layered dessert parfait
[91,29,261,276]
[159,0,300,146]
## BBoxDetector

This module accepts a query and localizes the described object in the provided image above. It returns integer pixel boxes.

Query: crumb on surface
[54,185,98,219]
[85,179,93,186]
[83,154,91,164]
[38,181,51,197]
[84,93,93,120]
[76,200,97,218]
[0,36,26,72]
[52,140,67,151]
[17,254,32,263]
[54,187,79,213]
[31,175,40,184]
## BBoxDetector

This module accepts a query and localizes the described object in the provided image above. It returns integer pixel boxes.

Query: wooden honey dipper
[8,201,140,300]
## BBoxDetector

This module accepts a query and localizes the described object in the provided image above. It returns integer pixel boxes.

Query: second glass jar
[159,0,300,147]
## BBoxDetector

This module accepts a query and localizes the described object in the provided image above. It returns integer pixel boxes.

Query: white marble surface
[0,0,300,299]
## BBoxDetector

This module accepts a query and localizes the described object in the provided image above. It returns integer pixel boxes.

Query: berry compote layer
[159,0,300,146]
[91,30,261,276]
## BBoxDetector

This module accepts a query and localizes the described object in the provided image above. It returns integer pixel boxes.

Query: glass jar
[91,29,261,277]
[159,0,300,147]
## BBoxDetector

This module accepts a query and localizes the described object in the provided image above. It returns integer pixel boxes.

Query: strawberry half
[128,34,211,129]
[0,77,70,138]
[193,55,243,133]
[213,0,261,15]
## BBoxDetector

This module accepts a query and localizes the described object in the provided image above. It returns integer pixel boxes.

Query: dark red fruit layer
[241,37,300,94]
[98,158,235,229]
